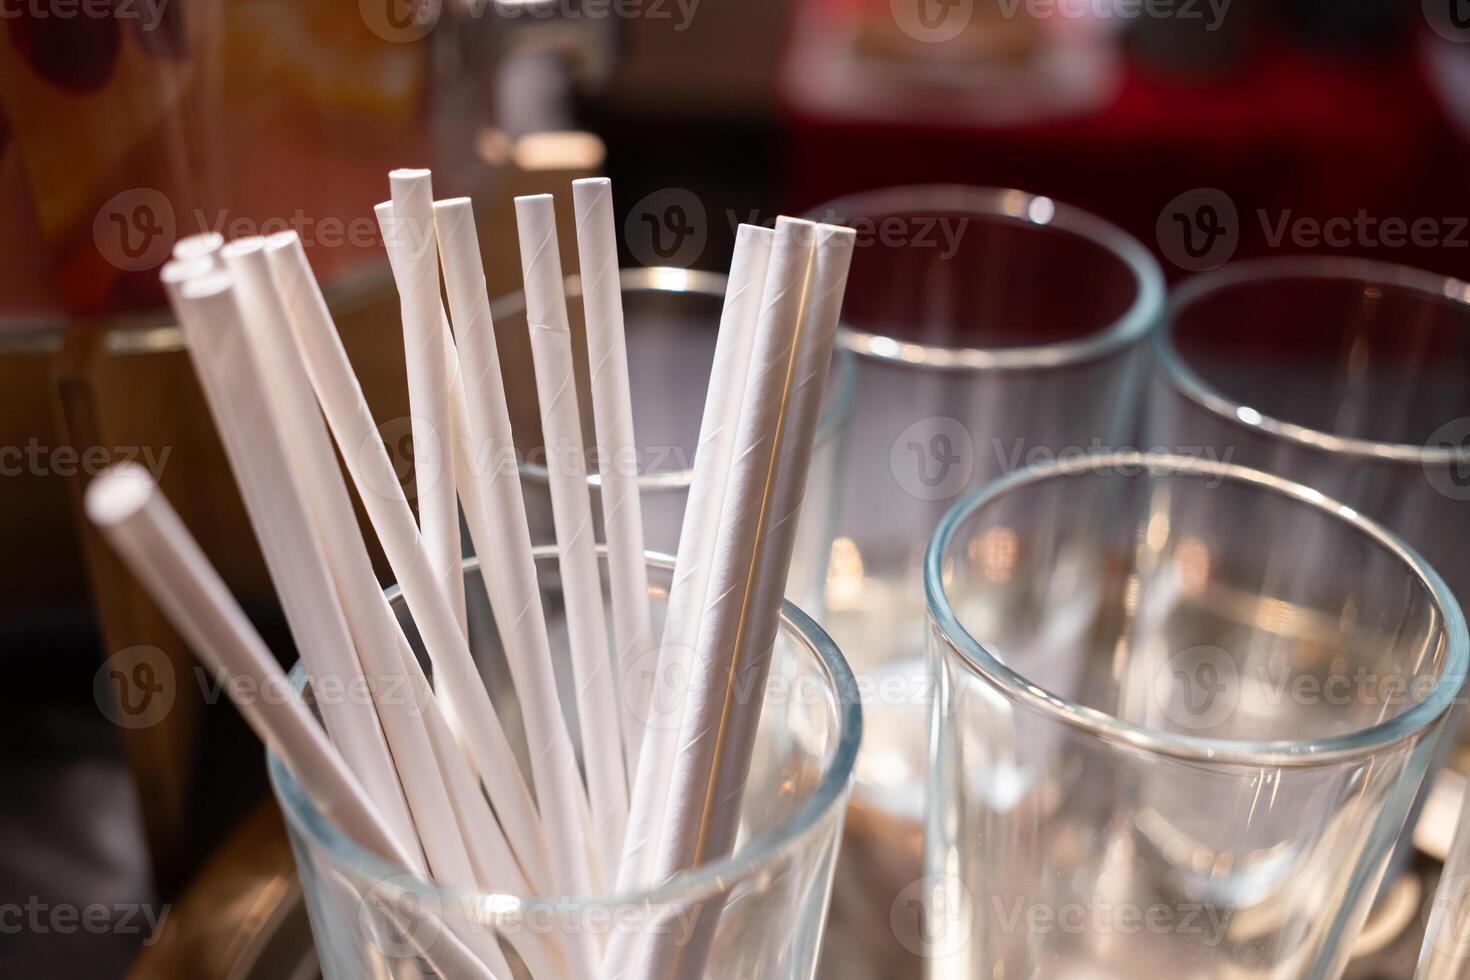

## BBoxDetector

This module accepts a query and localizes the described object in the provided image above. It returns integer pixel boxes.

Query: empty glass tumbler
[803,185,1164,977]
[1148,258,1470,889]
[502,267,855,614]
[1148,256,1470,640]
[268,550,861,979]
[924,453,1467,980]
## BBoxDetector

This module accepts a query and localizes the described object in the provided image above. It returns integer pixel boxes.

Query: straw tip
[389,167,431,182]
[515,193,554,207]
[572,177,610,191]
[433,197,472,212]
[160,256,215,286]
[219,236,267,260]
[774,216,818,246]
[172,232,224,264]
[735,223,776,244]
[263,230,300,253]
[86,463,156,529]
[373,200,394,217]
[818,223,858,247]
[179,270,234,301]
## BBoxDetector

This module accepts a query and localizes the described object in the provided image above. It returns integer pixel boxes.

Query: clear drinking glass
[1148,256,1470,656]
[267,549,861,979]
[802,185,1164,977]
[501,267,856,613]
[1148,257,1470,913]
[924,452,1467,980]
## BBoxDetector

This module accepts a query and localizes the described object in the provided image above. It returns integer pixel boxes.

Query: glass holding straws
[271,551,861,980]
[803,186,1164,977]
[924,453,1467,980]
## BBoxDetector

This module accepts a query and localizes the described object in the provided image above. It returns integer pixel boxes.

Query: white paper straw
[171,231,223,265]
[434,199,597,903]
[658,223,856,979]
[514,192,629,884]
[160,256,215,305]
[434,201,595,977]
[84,465,507,980]
[610,223,775,907]
[624,216,817,980]
[368,579,567,976]
[699,222,855,855]
[169,270,418,857]
[381,172,467,638]
[220,238,481,890]
[389,622,568,980]
[264,231,552,895]
[571,177,654,777]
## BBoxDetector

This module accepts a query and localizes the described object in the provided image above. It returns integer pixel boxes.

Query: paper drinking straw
[160,256,215,304]
[515,193,628,882]
[390,624,568,980]
[434,199,597,901]
[425,239,599,968]
[624,216,816,980]
[171,231,224,265]
[231,242,553,973]
[432,208,596,978]
[661,224,856,980]
[264,232,552,894]
[374,201,480,609]
[652,216,816,875]
[380,173,467,638]
[85,468,509,980]
[698,223,855,857]
[571,177,655,777]
[611,224,775,906]
[220,238,480,890]
[169,270,419,857]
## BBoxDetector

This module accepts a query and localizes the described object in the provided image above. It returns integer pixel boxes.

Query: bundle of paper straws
[85,170,856,980]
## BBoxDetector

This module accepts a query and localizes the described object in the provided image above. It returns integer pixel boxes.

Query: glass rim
[801,184,1166,372]
[1,256,400,357]
[267,546,863,912]
[923,451,1469,767]
[1154,254,1470,464]
[505,266,858,491]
